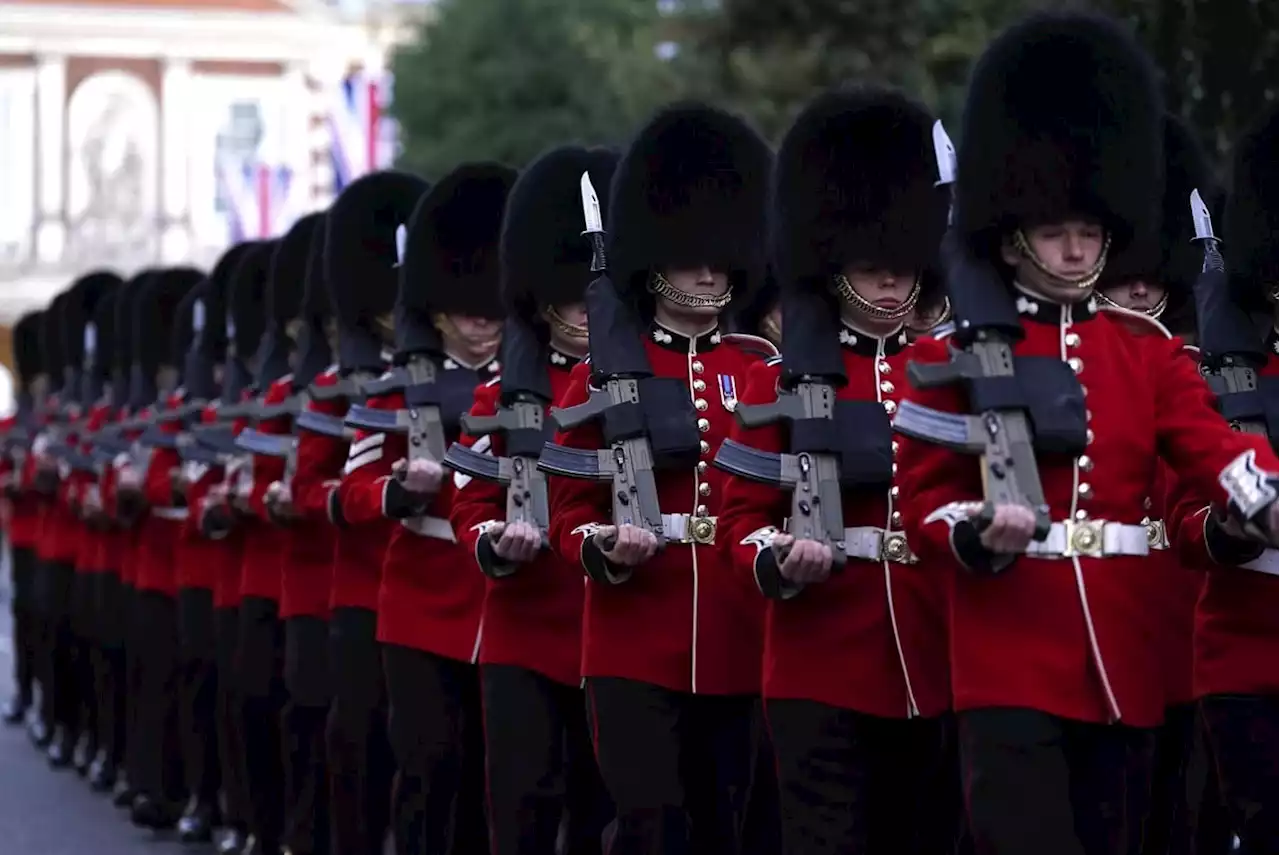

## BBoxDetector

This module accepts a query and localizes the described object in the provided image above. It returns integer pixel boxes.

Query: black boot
[217,827,249,855]
[73,730,95,776]
[2,695,28,726]
[112,773,136,808]
[28,715,50,748]
[46,726,74,768]
[89,749,118,792]
[131,793,180,830]
[178,797,220,844]
[241,835,281,855]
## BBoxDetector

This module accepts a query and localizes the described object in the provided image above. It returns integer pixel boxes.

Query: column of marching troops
[0,11,1277,855]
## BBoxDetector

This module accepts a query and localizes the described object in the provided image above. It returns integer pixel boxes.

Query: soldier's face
[660,267,730,320]
[1099,279,1166,313]
[840,263,917,313]
[444,314,502,351]
[544,301,589,356]
[1003,220,1105,301]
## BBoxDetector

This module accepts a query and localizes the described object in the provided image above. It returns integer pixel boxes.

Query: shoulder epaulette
[764,355,784,367]
[484,376,502,388]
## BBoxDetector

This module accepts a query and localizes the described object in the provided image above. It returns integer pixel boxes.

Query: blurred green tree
[389,0,684,178]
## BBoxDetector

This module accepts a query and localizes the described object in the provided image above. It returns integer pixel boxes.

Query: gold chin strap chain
[906,296,952,334]
[433,312,501,354]
[545,306,588,342]
[1012,229,1111,292]
[647,272,734,310]
[373,312,396,343]
[759,312,782,347]
[1094,288,1168,319]
[832,273,921,321]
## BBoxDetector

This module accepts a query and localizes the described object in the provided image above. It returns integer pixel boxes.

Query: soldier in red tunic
[894,13,1280,854]
[717,85,954,855]
[341,163,510,855]
[1090,115,1232,855]
[321,171,425,855]
[117,268,204,829]
[2,313,45,729]
[1166,107,1279,855]
[544,103,776,854]
[448,145,618,854]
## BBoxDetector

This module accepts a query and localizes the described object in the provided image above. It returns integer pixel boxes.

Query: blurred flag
[329,71,399,192]
[218,157,294,242]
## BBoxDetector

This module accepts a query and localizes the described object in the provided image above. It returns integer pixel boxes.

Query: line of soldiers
[1,10,1277,855]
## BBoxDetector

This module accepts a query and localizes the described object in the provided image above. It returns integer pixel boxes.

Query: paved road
[0,590,197,855]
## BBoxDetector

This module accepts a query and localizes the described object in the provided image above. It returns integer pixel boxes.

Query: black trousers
[36,559,79,736]
[766,699,956,855]
[1141,702,1237,855]
[958,708,1155,855]
[238,595,287,849]
[215,606,252,835]
[383,643,488,855]
[481,664,613,855]
[9,545,37,708]
[132,590,186,804]
[178,587,221,805]
[122,583,143,787]
[93,573,127,766]
[326,607,394,855]
[1200,694,1278,855]
[283,614,332,855]
[70,571,98,753]
[584,677,757,855]
[741,714,782,855]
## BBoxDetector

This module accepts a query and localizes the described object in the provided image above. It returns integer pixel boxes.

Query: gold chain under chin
[832,274,921,321]
[648,272,734,310]
[1094,288,1167,318]
[1013,229,1111,292]
[546,306,588,341]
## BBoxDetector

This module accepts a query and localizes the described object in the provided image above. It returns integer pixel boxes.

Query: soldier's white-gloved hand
[397,458,445,495]
[265,480,297,519]
[117,464,142,491]
[594,524,659,566]
[489,520,543,563]
[773,534,832,585]
[977,504,1037,553]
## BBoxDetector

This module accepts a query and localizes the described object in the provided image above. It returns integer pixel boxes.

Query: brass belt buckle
[689,516,717,545]
[1064,520,1104,558]
[1145,518,1168,549]
[881,531,915,564]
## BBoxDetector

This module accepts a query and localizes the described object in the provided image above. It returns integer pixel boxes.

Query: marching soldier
[258,211,333,855]
[717,85,953,854]
[119,267,203,829]
[3,313,45,731]
[323,171,426,855]
[341,163,511,855]
[894,13,1280,854]
[544,102,776,853]
[1166,106,1279,855]
[448,145,617,854]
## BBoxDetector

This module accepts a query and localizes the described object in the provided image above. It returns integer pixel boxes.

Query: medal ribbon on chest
[718,374,738,413]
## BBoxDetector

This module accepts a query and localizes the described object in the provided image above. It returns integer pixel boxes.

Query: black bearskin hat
[1224,106,1278,310]
[303,213,329,318]
[269,213,323,327]
[88,287,120,384]
[41,291,68,387]
[607,102,773,302]
[227,241,276,359]
[501,146,619,317]
[136,267,203,372]
[171,278,209,368]
[198,243,254,361]
[325,170,429,322]
[955,11,1163,259]
[13,312,44,389]
[400,161,517,320]
[114,270,158,375]
[731,269,780,338]
[774,85,949,287]
[61,271,122,372]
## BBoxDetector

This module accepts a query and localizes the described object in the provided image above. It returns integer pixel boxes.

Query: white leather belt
[661,513,717,545]
[400,514,457,542]
[1025,520,1149,559]
[152,507,189,522]
[1240,549,1279,576]
[843,526,916,564]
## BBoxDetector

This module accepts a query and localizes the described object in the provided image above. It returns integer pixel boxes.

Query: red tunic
[896,294,1278,727]
[73,403,114,575]
[134,395,187,597]
[450,350,586,687]
[238,378,293,604]
[35,408,81,566]
[7,452,41,550]
[177,407,235,595]
[280,368,344,620]
[1167,348,1279,700]
[718,329,950,718]
[547,326,776,696]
